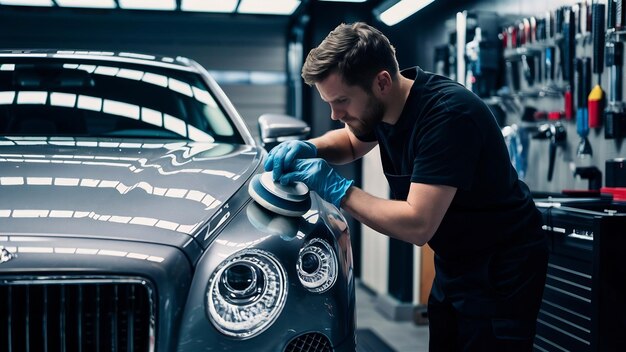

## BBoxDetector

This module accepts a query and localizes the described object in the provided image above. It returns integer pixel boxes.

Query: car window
[0,58,244,144]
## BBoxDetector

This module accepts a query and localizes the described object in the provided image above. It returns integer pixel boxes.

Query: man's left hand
[279,158,353,208]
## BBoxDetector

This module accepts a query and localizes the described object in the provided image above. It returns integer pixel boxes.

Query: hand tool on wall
[579,1,591,36]
[555,7,564,36]
[608,0,617,29]
[518,21,526,47]
[589,3,606,130]
[537,17,546,42]
[507,24,517,49]
[617,0,625,29]
[529,16,543,86]
[573,2,582,36]
[604,41,625,139]
[546,46,556,83]
[522,54,536,87]
[533,122,567,181]
[576,57,593,157]
[503,24,521,94]
[562,7,576,120]
[605,0,626,139]
[505,60,521,93]
[554,7,563,78]
[541,12,561,96]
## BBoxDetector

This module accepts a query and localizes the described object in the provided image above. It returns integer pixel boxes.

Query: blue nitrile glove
[264,140,317,181]
[279,158,353,208]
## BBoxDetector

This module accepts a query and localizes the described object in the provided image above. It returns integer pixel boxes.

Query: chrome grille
[284,333,333,352]
[0,277,155,352]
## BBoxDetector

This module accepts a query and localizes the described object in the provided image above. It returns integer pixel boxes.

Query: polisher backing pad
[248,172,311,217]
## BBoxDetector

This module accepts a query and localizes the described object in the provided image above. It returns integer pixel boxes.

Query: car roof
[0,49,198,72]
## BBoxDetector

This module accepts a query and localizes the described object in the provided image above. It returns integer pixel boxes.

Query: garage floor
[355,283,429,352]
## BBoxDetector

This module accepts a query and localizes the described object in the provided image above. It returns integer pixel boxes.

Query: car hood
[0,137,263,255]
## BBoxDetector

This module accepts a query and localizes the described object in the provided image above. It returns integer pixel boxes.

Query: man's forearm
[309,129,356,164]
[341,186,433,246]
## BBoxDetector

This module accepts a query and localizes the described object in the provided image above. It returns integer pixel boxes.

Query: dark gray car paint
[0,236,192,352]
[0,138,262,261]
[0,138,357,350]
[176,195,356,351]
[0,51,355,351]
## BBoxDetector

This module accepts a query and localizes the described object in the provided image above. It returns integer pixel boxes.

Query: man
[266,22,548,351]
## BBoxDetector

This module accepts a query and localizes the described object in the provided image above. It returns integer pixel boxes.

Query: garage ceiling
[0,0,436,27]
[0,0,302,14]
[0,0,375,15]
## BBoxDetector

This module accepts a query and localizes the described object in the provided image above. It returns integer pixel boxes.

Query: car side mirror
[257,114,310,151]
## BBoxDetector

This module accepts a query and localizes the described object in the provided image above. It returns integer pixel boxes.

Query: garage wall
[377,0,625,194]
[360,146,390,296]
[0,7,289,139]
[377,0,573,74]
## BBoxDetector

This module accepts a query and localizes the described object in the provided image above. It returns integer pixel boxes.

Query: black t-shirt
[361,67,542,259]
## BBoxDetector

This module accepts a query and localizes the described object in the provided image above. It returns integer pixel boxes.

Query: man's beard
[347,94,385,139]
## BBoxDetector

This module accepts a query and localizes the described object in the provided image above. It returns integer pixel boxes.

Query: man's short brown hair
[301,22,399,91]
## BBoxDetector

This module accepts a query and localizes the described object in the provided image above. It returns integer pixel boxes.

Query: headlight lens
[297,238,338,293]
[207,249,287,339]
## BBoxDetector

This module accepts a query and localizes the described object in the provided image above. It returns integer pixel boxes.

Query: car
[0,49,355,352]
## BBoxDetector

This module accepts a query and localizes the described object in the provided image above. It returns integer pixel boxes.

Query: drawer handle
[567,232,594,241]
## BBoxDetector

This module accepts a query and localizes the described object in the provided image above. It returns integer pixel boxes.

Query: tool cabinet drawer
[534,202,626,352]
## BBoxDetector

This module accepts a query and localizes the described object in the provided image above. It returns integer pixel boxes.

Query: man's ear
[373,71,392,96]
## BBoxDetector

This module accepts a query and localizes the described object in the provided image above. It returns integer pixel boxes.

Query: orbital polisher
[248,172,311,217]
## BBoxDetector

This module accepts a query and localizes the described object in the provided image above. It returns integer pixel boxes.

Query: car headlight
[297,238,338,293]
[207,249,287,339]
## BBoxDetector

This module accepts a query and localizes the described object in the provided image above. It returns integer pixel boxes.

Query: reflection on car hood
[0,137,262,251]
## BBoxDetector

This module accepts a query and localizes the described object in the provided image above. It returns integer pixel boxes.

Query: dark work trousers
[427,237,548,352]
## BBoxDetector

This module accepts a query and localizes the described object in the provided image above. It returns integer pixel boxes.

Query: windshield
[0,58,244,144]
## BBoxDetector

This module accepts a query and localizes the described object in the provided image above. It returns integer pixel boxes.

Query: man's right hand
[264,140,317,181]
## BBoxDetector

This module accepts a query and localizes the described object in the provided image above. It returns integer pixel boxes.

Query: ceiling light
[181,0,237,13]
[118,0,175,11]
[0,0,52,6]
[376,0,435,26]
[320,0,366,2]
[238,0,300,15]
[55,0,116,8]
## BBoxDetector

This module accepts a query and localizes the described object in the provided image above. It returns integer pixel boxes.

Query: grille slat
[43,286,48,352]
[25,286,30,352]
[78,285,83,352]
[111,285,118,352]
[0,278,153,352]
[128,285,135,352]
[7,286,12,352]
[60,285,66,352]
[96,285,101,352]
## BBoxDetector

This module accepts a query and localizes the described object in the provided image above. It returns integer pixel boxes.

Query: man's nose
[330,107,344,121]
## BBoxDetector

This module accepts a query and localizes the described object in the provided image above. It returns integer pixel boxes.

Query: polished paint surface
[0,51,355,351]
[0,138,261,250]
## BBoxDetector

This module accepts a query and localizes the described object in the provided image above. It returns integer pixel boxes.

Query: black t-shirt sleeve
[411,109,484,190]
